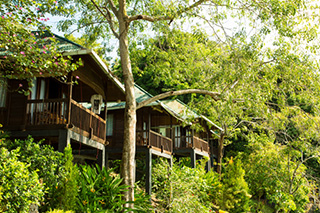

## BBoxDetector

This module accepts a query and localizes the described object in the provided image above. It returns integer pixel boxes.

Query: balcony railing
[174,135,209,153]
[26,98,68,125]
[70,100,106,142]
[25,99,106,143]
[136,130,173,153]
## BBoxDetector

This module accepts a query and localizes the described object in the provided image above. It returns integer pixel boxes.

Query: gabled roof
[0,31,84,56]
[107,84,160,109]
[50,32,125,95]
[160,99,223,131]
[1,31,125,100]
[107,85,222,131]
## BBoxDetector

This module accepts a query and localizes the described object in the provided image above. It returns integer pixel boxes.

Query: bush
[244,136,311,212]
[77,164,152,213]
[46,210,74,213]
[0,147,44,212]
[77,164,127,212]
[0,136,66,212]
[219,157,251,213]
[153,158,220,212]
[59,145,79,211]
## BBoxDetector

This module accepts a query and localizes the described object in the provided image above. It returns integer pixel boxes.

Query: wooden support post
[190,149,196,168]
[145,149,152,196]
[58,129,70,152]
[206,157,211,172]
[192,128,195,148]
[148,108,151,131]
[66,74,73,126]
[168,156,173,167]
[170,116,174,151]
[97,146,105,168]
[105,149,109,169]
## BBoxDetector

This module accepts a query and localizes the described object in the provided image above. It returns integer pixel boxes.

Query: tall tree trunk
[118,2,136,209]
[217,132,225,175]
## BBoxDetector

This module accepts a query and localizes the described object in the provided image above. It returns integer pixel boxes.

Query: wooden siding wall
[0,108,6,125]
[106,109,124,147]
[6,80,27,128]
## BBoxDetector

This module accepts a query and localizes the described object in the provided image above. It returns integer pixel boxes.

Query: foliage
[0,1,80,93]
[152,158,220,212]
[23,0,320,206]
[127,29,218,103]
[77,163,152,213]
[0,147,44,213]
[244,134,312,212]
[219,157,251,212]
[77,164,127,212]
[0,136,66,212]
[59,145,79,211]
[64,34,112,62]
[46,210,74,213]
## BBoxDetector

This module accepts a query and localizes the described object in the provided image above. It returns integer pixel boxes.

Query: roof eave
[63,49,126,95]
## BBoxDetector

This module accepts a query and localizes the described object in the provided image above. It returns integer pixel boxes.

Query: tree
[52,0,320,206]
[0,147,44,212]
[244,133,313,212]
[0,1,79,91]
[128,28,320,174]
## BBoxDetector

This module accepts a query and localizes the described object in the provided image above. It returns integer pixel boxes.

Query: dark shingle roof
[0,31,84,56]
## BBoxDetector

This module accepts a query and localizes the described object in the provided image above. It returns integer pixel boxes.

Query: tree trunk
[118,2,136,209]
[217,132,225,175]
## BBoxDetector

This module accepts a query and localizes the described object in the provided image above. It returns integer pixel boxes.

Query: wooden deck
[174,135,209,153]
[25,98,106,143]
[136,130,173,153]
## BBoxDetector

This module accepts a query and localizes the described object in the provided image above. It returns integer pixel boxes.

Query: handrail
[174,135,209,153]
[193,136,209,152]
[26,98,68,103]
[25,99,106,142]
[71,99,106,123]
[136,129,173,153]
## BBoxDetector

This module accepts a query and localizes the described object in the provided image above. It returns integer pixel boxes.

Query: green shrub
[244,136,311,212]
[0,136,66,212]
[153,158,220,212]
[46,210,74,213]
[77,164,127,212]
[0,147,44,213]
[219,157,251,213]
[77,164,152,212]
[59,145,79,211]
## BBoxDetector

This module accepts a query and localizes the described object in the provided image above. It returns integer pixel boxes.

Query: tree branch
[101,6,120,38]
[128,14,172,23]
[177,0,209,15]
[128,0,209,23]
[67,21,106,35]
[136,89,220,109]
[107,0,118,17]
[90,0,119,38]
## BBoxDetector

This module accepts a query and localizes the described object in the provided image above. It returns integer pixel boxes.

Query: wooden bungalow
[0,34,125,166]
[105,85,222,194]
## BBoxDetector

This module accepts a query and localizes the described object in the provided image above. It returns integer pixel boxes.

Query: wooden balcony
[25,99,106,143]
[136,130,173,153]
[174,136,209,153]
[26,98,68,126]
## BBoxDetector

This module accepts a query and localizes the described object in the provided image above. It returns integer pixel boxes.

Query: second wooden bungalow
[105,85,222,194]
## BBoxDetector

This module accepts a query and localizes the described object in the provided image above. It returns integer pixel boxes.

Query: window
[0,78,7,107]
[175,126,181,148]
[30,78,37,100]
[106,114,114,136]
[159,127,166,136]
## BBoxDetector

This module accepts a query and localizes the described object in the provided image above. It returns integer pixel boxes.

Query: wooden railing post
[192,129,195,148]
[147,130,150,146]
[66,74,73,126]
[89,109,93,138]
